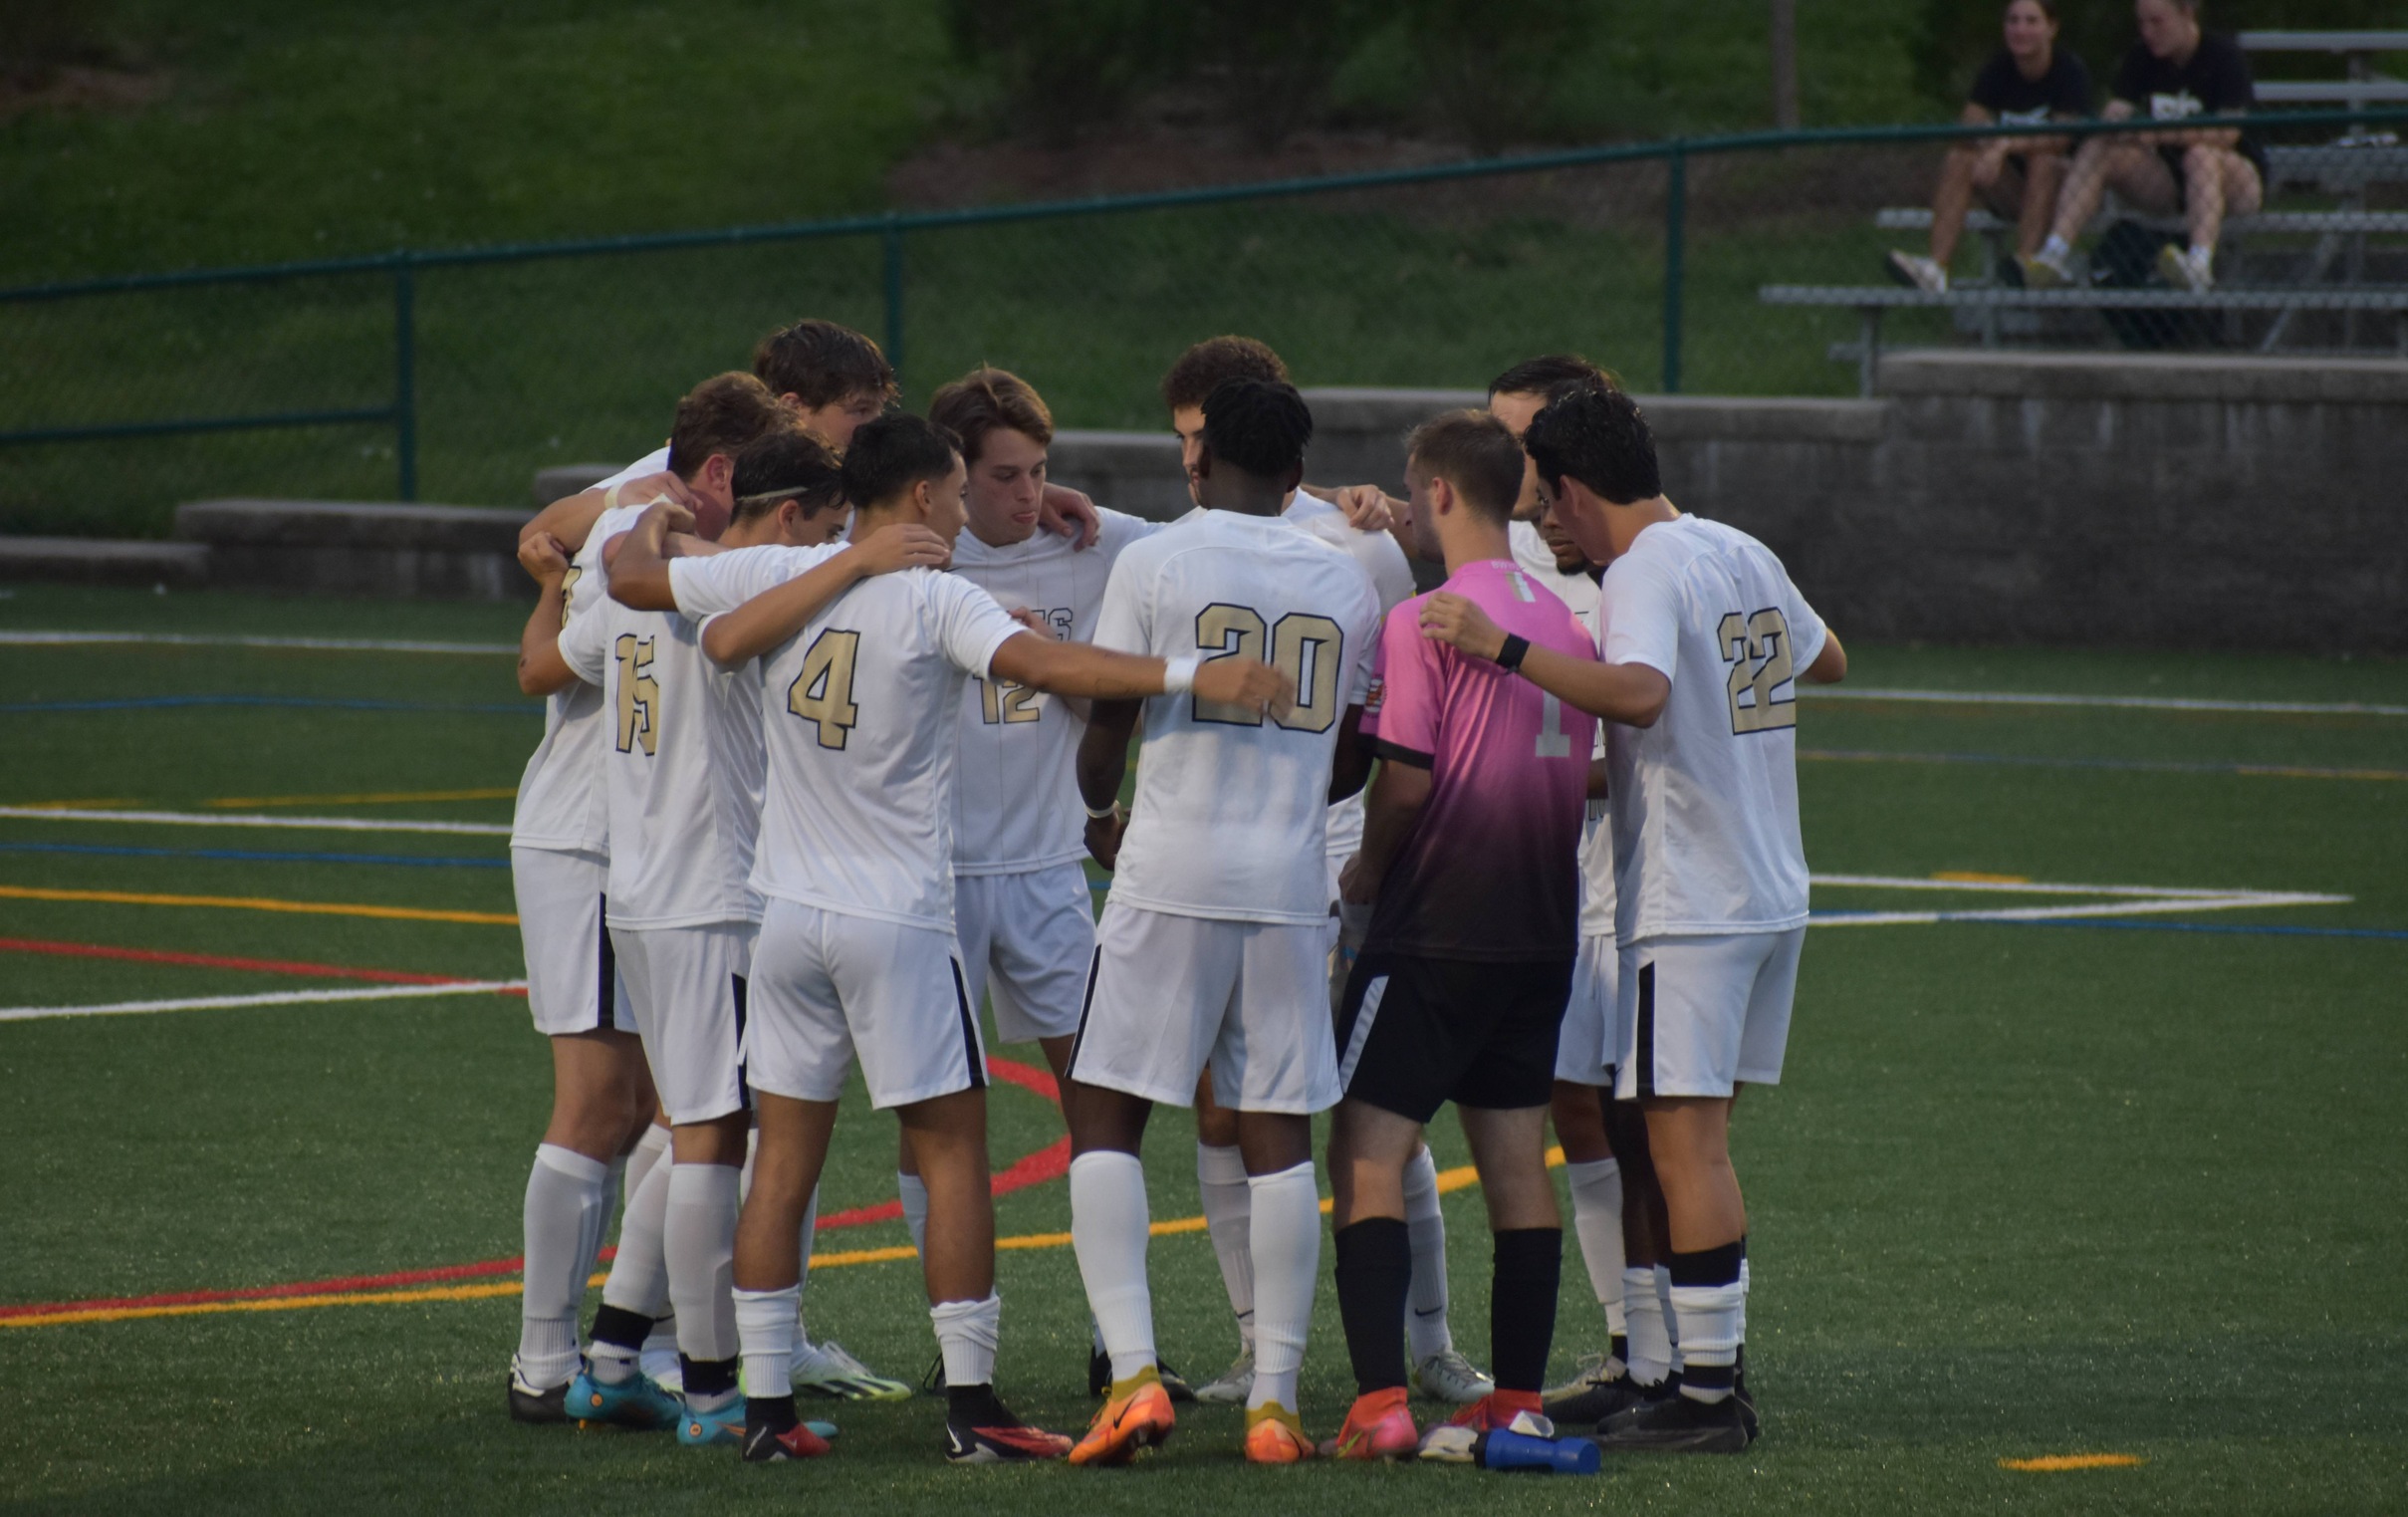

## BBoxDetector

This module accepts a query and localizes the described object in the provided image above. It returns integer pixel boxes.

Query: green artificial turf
[0,586,2402,1514]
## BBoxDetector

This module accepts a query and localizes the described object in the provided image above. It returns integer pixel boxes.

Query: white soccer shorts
[747,897,987,1111]
[953,863,1096,1045]
[512,846,631,1037]
[1552,931,1619,1088]
[1069,902,1340,1116]
[1613,927,1806,1101]
[611,920,755,1125]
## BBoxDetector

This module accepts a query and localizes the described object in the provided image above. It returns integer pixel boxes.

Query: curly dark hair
[1200,378,1314,479]
[1160,336,1290,412]
[753,319,898,409]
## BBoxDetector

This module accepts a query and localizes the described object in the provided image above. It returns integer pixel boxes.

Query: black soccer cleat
[1087,1348,1194,1402]
[1543,1367,1653,1429]
[1592,1390,1752,1454]
[945,1388,1074,1464]
[1734,1352,1760,1442]
[1598,1373,1681,1432]
[506,1370,569,1424]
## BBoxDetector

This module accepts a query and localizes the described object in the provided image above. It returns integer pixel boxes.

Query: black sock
[1490,1227,1562,1394]
[588,1304,651,1353]
[1333,1217,1413,1395]
[747,1392,798,1434]
[947,1382,1005,1425]
[1610,1333,1629,1369]
[682,1354,739,1399]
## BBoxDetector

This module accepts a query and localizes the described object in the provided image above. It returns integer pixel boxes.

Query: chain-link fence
[4,109,2402,537]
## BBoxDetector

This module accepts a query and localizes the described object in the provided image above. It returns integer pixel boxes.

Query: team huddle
[500,319,1845,1468]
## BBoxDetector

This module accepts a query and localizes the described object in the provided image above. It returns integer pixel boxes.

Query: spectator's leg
[1930,146,1982,268]
[2045,136,2119,245]
[2186,147,2262,256]
[2016,154,2067,258]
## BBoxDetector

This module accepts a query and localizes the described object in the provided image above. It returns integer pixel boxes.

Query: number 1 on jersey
[788,629,861,749]
[1536,691,1571,757]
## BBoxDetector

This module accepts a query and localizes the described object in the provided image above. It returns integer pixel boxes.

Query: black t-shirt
[2111,30,2262,170]
[1969,47,2092,125]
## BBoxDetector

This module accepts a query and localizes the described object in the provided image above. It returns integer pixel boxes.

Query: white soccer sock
[625,1122,672,1207]
[617,1126,675,1373]
[2189,242,2213,265]
[598,1148,674,1376]
[1565,1157,1627,1340]
[898,1171,930,1261]
[1401,1144,1453,1363]
[794,1184,819,1351]
[2041,232,2070,261]
[1194,1142,1255,1350]
[664,1161,742,1369]
[1655,1263,1684,1375]
[1070,1150,1156,1384]
[1622,1265,1672,1385]
[735,1285,800,1398]
[1670,1274,1744,1405]
[1244,1160,1321,1413]
[931,1292,1004,1391]
[518,1143,609,1388]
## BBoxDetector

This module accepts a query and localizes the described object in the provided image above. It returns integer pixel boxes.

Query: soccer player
[542,377,834,1445]
[1420,385,1848,1453]
[664,412,1292,1465]
[1065,379,1383,1466]
[1159,338,1488,1407]
[1322,410,1600,1460]
[1486,355,1608,621]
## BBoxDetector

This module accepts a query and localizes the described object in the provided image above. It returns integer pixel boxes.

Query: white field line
[1801,686,2408,718]
[0,806,512,838]
[1810,873,2334,900]
[0,979,526,1023]
[0,631,516,655]
[1811,891,2346,929]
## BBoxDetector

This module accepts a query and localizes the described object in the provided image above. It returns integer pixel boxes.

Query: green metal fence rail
[4,107,2403,506]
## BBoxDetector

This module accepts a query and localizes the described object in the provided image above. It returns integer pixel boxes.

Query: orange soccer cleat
[1242,1402,1317,1463]
[1068,1367,1176,1466]
[1320,1387,1419,1460]
[1446,1389,1547,1433]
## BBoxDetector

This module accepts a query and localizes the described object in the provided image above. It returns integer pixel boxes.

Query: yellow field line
[8,799,136,811]
[4,1153,1555,1331]
[205,788,519,809]
[0,885,516,926]
[2000,1453,2145,1471]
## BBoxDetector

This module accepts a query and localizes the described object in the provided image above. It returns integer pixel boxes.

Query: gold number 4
[613,632,658,755]
[1191,603,1343,734]
[788,629,861,749]
[1719,609,1797,735]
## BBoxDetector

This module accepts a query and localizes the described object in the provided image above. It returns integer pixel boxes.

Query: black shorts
[1334,952,1574,1123]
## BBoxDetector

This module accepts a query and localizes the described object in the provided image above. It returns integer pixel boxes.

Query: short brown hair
[1160,336,1290,412]
[1406,409,1525,525]
[730,424,845,525]
[752,319,898,410]
[1487,354,1616,402]
[666,372,790,480]
[928,368,1054,467]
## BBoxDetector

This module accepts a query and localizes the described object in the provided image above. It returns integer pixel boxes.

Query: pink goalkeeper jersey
[1359,558,1599,961]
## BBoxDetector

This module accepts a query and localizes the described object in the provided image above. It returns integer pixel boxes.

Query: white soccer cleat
[1189,1348,1255,1406]
[2157,243,2214,293]
[1884,250,1948,294]
[1410,1349,1496,1405]
[1542,1350,1625,1401]
[793,1339,914,1401]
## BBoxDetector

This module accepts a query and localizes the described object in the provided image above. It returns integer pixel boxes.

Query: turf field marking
[1802,747,2408,783]
[0,840,508,870]
[203,787,518,809]
[2000,1453,2145,1471]
[1986,918,2408,942]
[0,980,525,1023]
[0,805,511,837]
[0,631,516,655]
[1803,686,2408,718]
[0,883,516,925]
[0,934,497,985]
[10,798,135,811]
[1812,873,2331,899]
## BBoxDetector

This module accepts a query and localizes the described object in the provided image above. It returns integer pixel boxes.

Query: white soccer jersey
[949,507,1160,875]
[1597,515,1826,942]
[1284,493,1413,865]
[672,545,1025,932]
[1093,510,1382,925]
[1576,603,1617,940]
[590,445,671,495]
[557,505,765,929]
[509,515,621,855]
[1512,518,1601,623]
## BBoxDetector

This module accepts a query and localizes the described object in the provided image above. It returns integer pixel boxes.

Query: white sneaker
[639,1344,682,1395]
[792,1339,913,1401]
[1190,1348,1255,1405]
[1410,1349,1496,1405]
[1542,1350,1625,1401]
[1884,249,1948,293]
[2157,243,2214,292]
[2018,249,2073,289]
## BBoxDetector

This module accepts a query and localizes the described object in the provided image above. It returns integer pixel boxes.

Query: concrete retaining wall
[174,499,531,601]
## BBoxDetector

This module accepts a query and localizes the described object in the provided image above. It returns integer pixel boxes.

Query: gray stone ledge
[1877,349,2408,404]
[0,536,210,585]
[176,499,531,552]
[534,464,617,507]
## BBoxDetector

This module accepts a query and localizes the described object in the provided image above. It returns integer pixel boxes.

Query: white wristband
[1162,654,1201,694]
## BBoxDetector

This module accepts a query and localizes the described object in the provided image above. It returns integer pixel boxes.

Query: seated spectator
[1888,0,2090,293]
[2021,0,2264,292]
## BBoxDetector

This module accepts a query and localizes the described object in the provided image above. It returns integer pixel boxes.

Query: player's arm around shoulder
[1418,589,1670,727]
[515,532,581,696]
[694,525,949,670]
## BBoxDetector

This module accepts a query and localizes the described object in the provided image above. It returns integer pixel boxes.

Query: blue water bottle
[1480,1428,1602,1473]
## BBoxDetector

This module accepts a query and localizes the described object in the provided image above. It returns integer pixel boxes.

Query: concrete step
[0,535,210,586]
[174,498,533,601]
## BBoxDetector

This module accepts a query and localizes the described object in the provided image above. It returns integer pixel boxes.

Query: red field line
[0,935,482,987]
[0,1056,1066,1321]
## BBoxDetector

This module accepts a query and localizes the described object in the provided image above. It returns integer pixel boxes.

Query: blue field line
[0,841,508,870]
[1972,917,2408,942]
[1,694,535,715]
[1800,747,2408,783]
